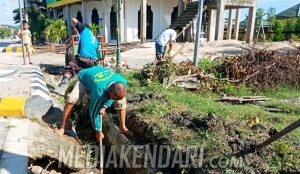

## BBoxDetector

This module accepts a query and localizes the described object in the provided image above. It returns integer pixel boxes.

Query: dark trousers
[65,56,96,78]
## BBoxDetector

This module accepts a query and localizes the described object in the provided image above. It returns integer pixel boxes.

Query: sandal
[120,129,134,136]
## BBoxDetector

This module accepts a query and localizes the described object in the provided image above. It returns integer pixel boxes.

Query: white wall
[124,0,140,42]
[85,1,102,24]
[148,0,177,40]
[124,0,177,42]
[62,0,178,43]
[69,4,82,21]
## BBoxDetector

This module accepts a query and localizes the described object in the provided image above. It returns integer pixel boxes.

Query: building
[46,0,257,43]
[276,3,300,19]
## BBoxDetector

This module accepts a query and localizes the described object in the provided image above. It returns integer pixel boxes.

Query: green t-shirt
[78,66,127,131]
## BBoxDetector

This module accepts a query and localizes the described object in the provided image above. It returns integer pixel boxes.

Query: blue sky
[0,0,299,25]
[258,0,299,14]
[239,0,300,20]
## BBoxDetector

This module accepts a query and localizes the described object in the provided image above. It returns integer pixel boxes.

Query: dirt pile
[213,46,300,89]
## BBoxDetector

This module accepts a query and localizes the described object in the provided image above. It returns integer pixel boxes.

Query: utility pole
[19,0,26,65]
[23,0,28,22]
[193,0,204,66]
[116,0,121,72]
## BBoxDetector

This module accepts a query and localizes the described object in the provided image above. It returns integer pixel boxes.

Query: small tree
[12,0,47,43]
[296,17,300,33]
[285,18,297,39]
[0,27,12,39]
[89,23,103,36]
[255,8,264,26]
[267,7,276,31]
[273,20,285,41]
[43,19,67,44]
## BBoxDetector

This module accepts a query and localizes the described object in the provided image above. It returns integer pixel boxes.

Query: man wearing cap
[56,66,132,141]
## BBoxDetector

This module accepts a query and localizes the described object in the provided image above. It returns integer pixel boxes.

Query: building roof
[276,3,300,18]
[46,0,81,8]
[239,19,270,27]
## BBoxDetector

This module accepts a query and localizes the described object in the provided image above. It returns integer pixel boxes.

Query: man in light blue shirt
[55,18,99,96]
[155,27,182,62]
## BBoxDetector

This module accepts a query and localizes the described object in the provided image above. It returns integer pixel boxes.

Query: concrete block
[25,65,53,117]
[0,97,26,117]
[25,95,53,117]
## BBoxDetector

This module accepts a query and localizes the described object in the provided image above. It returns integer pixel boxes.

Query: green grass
[124,71,300,136]
[123,71,300,172]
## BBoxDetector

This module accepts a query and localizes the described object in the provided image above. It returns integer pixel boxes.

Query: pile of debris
[142,45,300,91]
[213,46,300,89]
[141,59,218,90]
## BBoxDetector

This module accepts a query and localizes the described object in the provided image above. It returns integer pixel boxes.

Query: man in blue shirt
[54,18,99,96]
[56,66,132,141]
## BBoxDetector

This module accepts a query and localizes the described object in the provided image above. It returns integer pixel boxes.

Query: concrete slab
[0,118,28,174]
[0,78,13,83]
[0,118,9,158]
[103,117,152,174]
[0,67,31,99]
[0,54,53,117]
[0,70,17,78]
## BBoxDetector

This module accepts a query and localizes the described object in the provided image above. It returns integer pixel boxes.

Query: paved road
[0,38,20,51]
[0,39,53,174]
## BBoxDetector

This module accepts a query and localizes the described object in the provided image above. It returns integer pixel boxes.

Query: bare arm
[71,18,84,33]
[71,18,78,25]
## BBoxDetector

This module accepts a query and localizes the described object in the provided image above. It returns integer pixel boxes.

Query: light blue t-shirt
[156,29,177,46]
[78,28,98,59]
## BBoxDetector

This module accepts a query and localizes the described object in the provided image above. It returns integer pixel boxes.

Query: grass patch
[123,71,300,172]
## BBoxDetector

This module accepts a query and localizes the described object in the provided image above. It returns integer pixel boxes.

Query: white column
[47,8,50,18]
[102,0,108,43]
[53,8,58,20]
[178,0,183,16]
[120,0,125,42]
[66,5,71,34]
[207,10,216,41]
[246,6,256,43]
[227,9,233,39]
[233,9,240,40]
[81,0,87,24]
[140,0,147,42]
[215,0,225,40]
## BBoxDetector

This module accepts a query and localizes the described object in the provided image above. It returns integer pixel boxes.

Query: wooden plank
[216,96,271,103]
[264,108,283,112]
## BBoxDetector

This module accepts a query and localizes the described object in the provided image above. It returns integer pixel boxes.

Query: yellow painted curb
[0,96,26,117]
[16,47,23,53]
[2,47,35,53]
[4,47,12,53]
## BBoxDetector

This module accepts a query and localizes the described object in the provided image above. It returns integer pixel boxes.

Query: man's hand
[100,107,106,117]
[169,42,173,50]
[96,131,104,141]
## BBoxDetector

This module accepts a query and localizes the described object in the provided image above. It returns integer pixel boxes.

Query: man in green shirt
[56,66,132,141]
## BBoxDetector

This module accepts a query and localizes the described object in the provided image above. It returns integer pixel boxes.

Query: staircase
[169,1,198,29]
